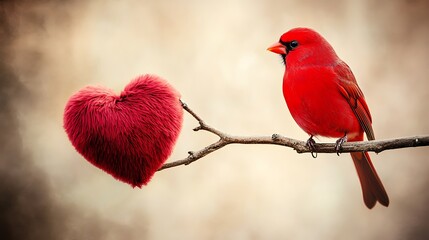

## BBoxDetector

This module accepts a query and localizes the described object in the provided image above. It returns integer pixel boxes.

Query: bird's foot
[335,135,348,156]
[306,135,317,158]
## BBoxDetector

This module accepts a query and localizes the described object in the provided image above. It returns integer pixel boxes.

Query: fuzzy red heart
[63,74,183,187]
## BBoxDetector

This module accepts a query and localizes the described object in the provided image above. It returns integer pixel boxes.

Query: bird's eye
[288,40,299,50]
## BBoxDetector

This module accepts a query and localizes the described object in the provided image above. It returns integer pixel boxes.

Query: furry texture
[63,74,183,187]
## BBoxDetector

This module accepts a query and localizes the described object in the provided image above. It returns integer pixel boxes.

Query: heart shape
[63,74,183,187]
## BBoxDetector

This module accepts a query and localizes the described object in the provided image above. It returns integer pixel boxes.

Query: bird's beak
[267,42,286,55]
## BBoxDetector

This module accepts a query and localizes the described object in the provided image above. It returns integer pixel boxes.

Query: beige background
[1,0,429,239]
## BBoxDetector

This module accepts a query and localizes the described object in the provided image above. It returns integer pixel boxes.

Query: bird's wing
[335,61,375,140]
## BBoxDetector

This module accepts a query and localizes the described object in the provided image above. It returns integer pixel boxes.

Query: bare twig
[158,101,429,171]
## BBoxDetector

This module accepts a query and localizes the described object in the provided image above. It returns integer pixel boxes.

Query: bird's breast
[283,67,361,138]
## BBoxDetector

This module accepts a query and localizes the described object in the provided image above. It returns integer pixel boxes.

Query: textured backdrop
[1,0,428,239]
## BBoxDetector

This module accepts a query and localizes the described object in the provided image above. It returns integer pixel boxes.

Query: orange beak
[267,42,286,55]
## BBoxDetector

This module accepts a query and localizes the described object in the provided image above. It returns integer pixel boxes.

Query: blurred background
[1,0,428,239]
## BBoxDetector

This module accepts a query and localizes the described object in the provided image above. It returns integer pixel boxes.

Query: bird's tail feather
[350,151,389,208]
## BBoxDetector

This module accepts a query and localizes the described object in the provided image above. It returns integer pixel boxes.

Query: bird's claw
[306,136,317,158]
[335,135,348,156]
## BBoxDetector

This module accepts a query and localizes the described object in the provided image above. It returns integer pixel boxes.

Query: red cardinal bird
[268,28,389,208]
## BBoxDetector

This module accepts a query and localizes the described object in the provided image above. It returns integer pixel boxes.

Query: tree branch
[158,101,429,171]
